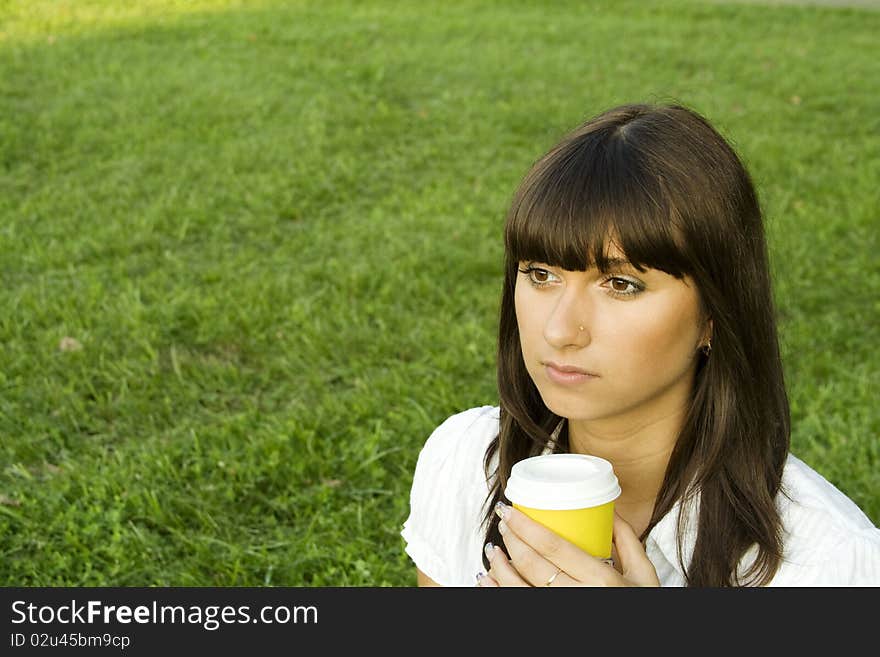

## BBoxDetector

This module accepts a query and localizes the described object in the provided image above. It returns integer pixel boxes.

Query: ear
[698,317,713,350]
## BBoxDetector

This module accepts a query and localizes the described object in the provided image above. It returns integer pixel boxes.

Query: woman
[400,103,880,586]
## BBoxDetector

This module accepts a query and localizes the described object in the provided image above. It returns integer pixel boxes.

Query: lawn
[1,0,877,586]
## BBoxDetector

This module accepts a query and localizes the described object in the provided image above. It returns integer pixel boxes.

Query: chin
[538,391,584,420]
[538,389,615,424]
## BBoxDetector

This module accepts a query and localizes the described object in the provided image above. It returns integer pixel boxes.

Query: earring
[701,337,712,356]
[579,325,584,332]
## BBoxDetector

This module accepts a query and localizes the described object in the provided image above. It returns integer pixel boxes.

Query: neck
[567,406,686,533]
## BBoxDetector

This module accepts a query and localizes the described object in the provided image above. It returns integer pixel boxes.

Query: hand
[476,503,659,587]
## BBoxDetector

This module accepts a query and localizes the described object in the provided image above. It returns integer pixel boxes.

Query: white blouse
[400,405,880,586]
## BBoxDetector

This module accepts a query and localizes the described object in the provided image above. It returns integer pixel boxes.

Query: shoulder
[416,405,500,471]
[401,405,500,585]
[771,454,880,585]
[780,454,876,532]
[407,404,501,530]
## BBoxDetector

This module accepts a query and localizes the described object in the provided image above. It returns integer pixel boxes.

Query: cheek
[514,284,542,358]
[636,324,693,364]
[513,282,530,333]
[611,304,701,373]
[514,298,530,350]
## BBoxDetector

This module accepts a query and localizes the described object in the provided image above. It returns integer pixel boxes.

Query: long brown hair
[481,103,790,586]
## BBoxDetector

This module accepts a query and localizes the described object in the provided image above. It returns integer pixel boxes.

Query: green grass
[1,0,877,586]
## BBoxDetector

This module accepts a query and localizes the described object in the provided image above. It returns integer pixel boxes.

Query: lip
[543,361,599,385]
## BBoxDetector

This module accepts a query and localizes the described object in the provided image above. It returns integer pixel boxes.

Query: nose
[543,286,591,349]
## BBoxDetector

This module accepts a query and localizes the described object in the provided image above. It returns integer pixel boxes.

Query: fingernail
[494,501,510,519]
[484,542,495,559]
[475,570,487,583]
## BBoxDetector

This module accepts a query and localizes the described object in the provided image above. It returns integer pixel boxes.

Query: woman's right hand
[476,505,659,587]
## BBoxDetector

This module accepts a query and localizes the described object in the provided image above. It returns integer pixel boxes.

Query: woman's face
[514,250,708,431]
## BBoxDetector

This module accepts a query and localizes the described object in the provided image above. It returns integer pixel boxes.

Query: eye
[604,276,644,297]
[518,263,559,288]
[531,268,551,284]
[610,278,634,293]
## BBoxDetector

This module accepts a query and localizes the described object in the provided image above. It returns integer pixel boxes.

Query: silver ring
[543,567,562,587]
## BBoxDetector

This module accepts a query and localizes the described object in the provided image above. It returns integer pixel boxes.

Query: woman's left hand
[477,503,660,587]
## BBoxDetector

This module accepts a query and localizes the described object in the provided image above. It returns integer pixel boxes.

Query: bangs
[505,129,693,277]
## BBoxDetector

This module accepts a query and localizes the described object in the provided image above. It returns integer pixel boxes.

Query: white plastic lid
[504,454,621,510]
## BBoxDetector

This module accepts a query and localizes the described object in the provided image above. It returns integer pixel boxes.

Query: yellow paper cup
[504,454,621,559]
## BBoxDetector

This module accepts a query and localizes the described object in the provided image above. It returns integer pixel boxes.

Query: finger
[497,517,575,587]
[610,542,622,574]
[497,503,615,585]
[611,513,660,586]
[476,571,499,587]
[484,542,530,587]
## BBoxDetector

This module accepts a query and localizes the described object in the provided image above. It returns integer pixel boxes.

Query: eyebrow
[524,256,645,272]
[601,257,640,270]
[600,257,655,276]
